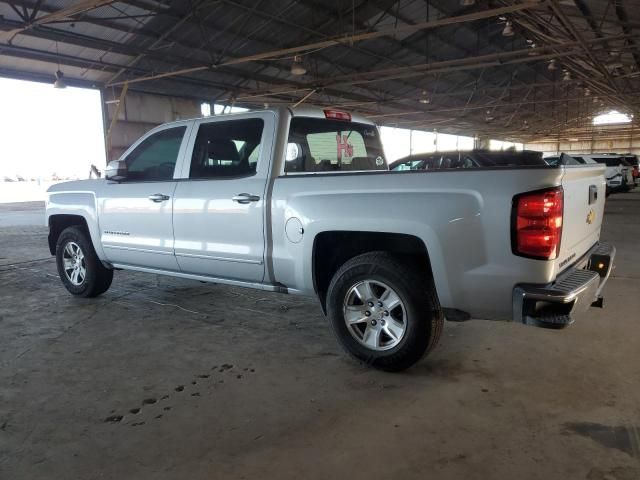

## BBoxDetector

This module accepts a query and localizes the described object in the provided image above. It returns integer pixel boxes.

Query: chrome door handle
[232,193,260,204]
[148,193,170,202]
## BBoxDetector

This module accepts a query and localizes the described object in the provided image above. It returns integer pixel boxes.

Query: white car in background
[570,154,633,194]
[621,154,640,186]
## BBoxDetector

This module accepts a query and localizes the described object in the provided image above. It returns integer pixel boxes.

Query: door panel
[172,114,275,282]
[99,123,191,271]
[99,182,179,270]
[173,176,267,280]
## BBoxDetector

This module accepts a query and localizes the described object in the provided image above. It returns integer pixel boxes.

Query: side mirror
[105,159,127,181]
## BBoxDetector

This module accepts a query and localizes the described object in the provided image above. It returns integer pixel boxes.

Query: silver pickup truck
[46,107,615,371]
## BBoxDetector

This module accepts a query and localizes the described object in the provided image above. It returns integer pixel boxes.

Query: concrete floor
[0,201,47,227]
[1,193,639,480]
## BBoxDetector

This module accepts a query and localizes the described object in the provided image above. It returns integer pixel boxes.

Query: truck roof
[158,106,376,127]
[289,106,375,125]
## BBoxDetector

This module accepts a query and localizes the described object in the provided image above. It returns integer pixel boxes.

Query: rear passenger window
[189,119,264,179]
[306,131,368,164]
[460,156,476,168]
[285,118,386,172]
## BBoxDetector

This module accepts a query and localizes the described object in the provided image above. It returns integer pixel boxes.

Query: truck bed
[270,163,607,321]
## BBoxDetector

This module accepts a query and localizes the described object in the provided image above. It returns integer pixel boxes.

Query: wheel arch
[47,214,90,255]
[312,231,438,313]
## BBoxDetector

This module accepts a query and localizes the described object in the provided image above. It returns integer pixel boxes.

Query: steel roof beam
[548,0,620,95]
[0,0,115,41]
[107,2,545,86]
[614,1,640,70]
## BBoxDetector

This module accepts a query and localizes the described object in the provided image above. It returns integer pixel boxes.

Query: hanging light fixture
[53,41,67,89]
[485,109,494,122]
[562,69,571,81]
[460,0,475,6]
[548,59,557,71]
[584,88,591,97]
[502,21,514,37]
[53,70,67,89]
[419,90,431,104]
[290,55,306,76]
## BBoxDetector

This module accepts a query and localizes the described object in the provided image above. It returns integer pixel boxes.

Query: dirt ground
[0,193,639,480]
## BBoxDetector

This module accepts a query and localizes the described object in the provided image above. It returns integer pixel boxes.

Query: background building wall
[525,124,640,156]
[104,90,201,161]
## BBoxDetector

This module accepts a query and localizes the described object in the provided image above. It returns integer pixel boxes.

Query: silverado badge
[586,210,596,225]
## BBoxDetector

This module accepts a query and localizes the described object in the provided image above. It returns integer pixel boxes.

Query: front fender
[46,188,105,260]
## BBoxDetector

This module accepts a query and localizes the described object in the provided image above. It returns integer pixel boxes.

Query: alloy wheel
[343,280,407,351]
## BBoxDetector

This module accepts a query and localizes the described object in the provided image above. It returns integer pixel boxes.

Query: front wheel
[326,252,443,371]
[56,226,113,297]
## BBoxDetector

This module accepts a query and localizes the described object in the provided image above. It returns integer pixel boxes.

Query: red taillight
[512,187,563,260]
[323,109,351,121]
[633,166,639,178]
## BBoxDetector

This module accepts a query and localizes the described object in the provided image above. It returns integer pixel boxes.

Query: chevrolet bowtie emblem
[586,210,596,225]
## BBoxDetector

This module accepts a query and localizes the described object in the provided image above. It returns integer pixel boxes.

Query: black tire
[326,251,444,372]
[56,226,113,297]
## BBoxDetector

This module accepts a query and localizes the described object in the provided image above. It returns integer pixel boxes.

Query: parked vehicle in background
[616,158,634,188]
[621,154,640,186]
[571,154,633,193]
[548,153,635,194]
[45,107,615,371]
[621,159,635,187]
[389,149,546,171]
[543,154,583,167]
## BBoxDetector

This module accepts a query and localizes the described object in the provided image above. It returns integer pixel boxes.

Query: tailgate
[555,164,607,272]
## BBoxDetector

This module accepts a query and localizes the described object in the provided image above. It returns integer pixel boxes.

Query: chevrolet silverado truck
[46,107,615,371]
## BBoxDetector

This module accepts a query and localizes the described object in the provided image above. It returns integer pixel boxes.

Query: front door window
[124,126,186,181]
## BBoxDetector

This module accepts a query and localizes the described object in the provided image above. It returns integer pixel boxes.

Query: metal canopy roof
[1,0,640,142]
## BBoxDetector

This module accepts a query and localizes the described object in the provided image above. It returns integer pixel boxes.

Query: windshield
[285,117,386,172]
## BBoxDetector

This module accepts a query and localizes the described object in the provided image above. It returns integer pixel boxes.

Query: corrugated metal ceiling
[0,0,639,141]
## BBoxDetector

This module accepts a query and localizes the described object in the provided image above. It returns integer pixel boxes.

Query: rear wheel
[326,251,443,371]
[56,226,113,297]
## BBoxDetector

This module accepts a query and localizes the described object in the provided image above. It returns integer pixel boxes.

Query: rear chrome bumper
[512,243,615,328]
